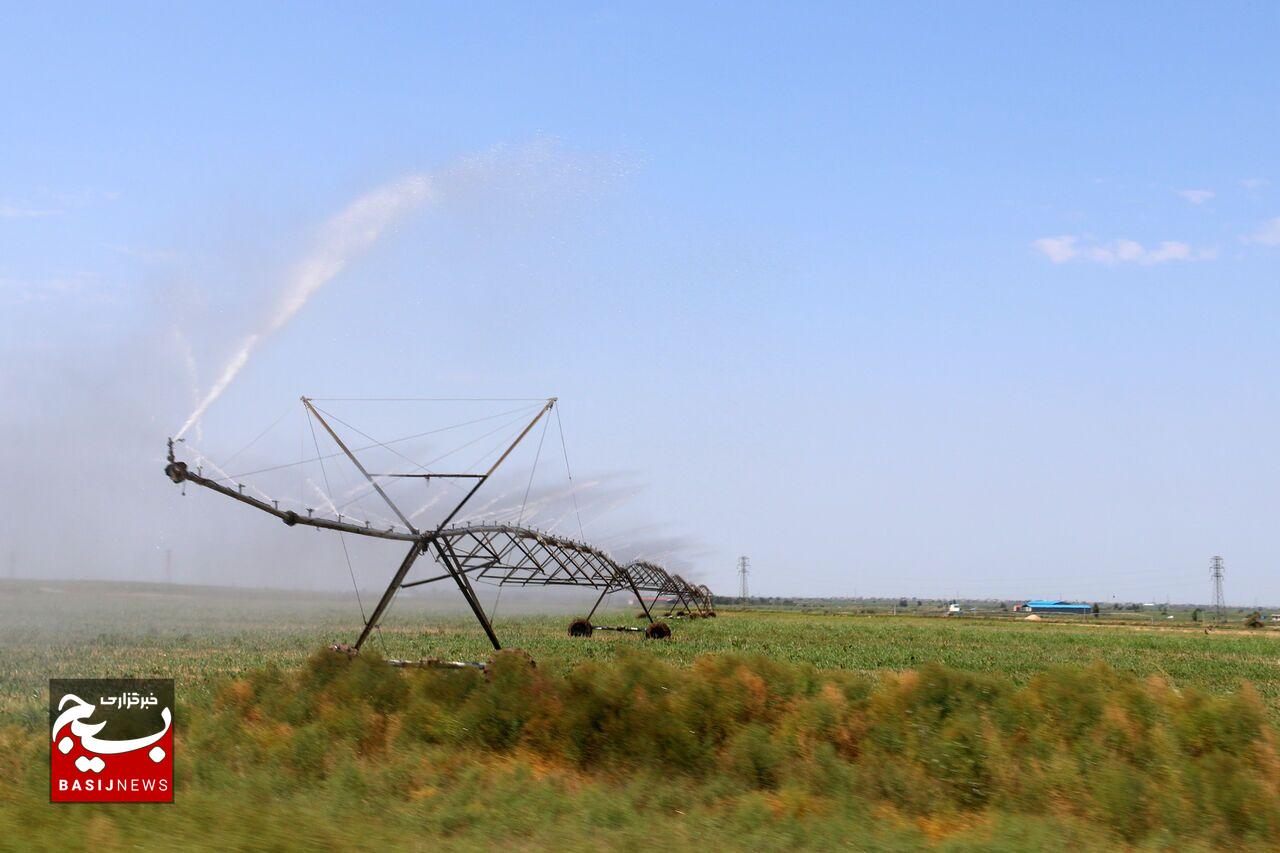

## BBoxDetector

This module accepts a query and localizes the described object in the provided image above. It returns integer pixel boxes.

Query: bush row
[188,648,1280,845]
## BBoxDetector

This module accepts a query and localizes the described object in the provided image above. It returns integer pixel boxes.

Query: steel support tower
[1211,555,1226,623]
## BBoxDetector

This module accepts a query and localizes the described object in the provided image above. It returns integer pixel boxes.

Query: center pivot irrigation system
[164,397,714,662]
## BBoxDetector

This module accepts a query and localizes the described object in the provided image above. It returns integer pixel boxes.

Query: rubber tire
[644,621,672,640]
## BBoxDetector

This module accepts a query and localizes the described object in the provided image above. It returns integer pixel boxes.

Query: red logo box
[50,678,174,803]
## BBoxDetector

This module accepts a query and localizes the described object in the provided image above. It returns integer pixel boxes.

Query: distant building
[1020,600,1092,615]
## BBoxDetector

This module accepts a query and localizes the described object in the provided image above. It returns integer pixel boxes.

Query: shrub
[180,648,1280,846]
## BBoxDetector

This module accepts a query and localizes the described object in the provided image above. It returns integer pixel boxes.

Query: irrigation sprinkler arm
[164,396,705,655]
[162,456,419,543]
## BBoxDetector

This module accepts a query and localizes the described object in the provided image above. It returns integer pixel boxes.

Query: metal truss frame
[165,396,714,653]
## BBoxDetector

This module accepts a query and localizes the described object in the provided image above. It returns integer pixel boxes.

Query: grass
[3,580,1277,721]
[2,579,1279,850]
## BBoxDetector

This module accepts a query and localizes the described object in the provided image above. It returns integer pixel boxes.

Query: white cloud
[1142,241,1195,263]
[1176,189,1214,205]
[1031,235,1080,263]
[1245,217,1280,246]
[1032,235,1213,265]
[1240,178,1269,191]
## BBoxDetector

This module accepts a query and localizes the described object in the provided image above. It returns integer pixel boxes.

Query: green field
[4,580,1278,721]
[2,580,1279,851]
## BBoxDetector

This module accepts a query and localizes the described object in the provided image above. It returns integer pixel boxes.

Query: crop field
[3,580,1278,722]
[3,580,1280,850]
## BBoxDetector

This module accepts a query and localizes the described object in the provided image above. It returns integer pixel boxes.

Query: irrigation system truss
[165,397,714,657]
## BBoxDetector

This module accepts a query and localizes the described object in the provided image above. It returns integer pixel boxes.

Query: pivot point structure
[164,397,714,654]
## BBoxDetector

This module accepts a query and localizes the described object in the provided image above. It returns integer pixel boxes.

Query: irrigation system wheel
[644,621,672,640]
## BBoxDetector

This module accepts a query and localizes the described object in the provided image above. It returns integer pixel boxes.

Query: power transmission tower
[737,555,750,601]
[1210,555,1226,623]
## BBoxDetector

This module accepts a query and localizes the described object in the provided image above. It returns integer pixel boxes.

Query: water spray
[175,173,434,440]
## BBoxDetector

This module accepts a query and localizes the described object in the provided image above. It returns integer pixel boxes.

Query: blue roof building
[1022,600,1093,614]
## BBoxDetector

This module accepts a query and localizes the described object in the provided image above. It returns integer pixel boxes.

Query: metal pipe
[166,462,418,542]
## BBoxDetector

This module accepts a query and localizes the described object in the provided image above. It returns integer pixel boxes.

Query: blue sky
[2,3,1277,604]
